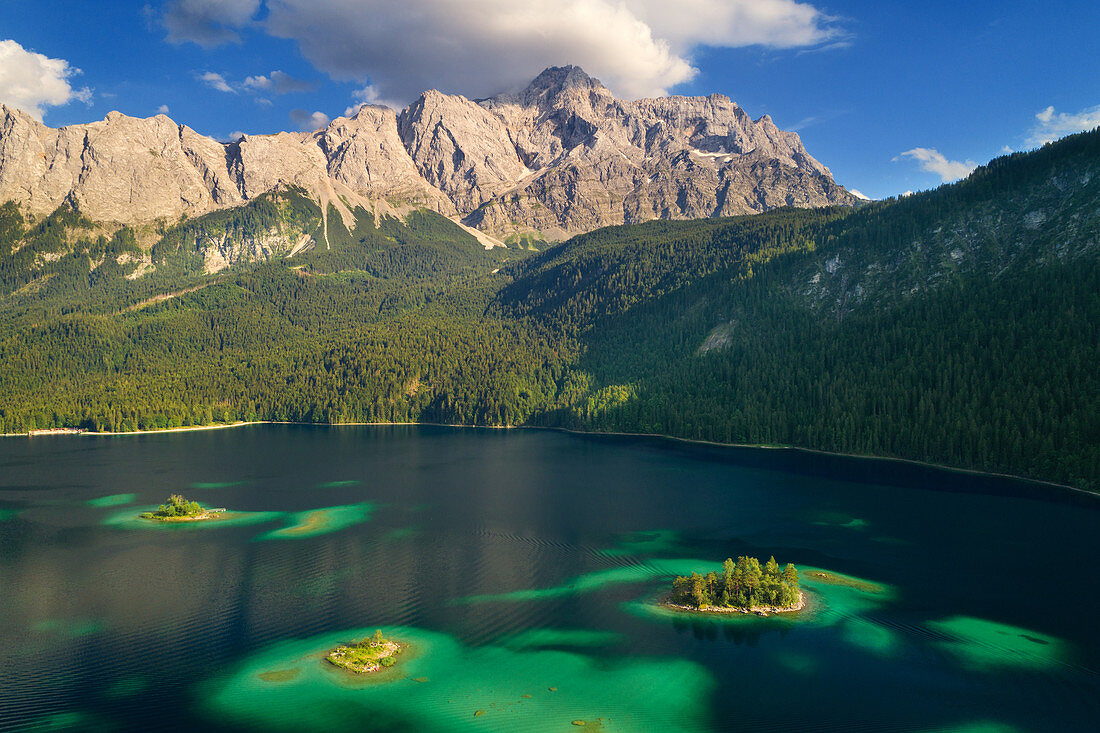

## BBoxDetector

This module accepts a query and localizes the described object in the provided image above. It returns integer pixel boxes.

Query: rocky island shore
[663,591,806,616]
[326,630,405,674]
[139,494,226,523]
[664,556,803,615]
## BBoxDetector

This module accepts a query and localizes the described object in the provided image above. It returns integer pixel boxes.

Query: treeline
[0,129,1097,492]
[0,290,564,433]
[144,494,204,519]
[534,250,1099,489]
[495,206,847,327]
[0,192,550,434]
[670,557,800,610]
[507,129,1100,489]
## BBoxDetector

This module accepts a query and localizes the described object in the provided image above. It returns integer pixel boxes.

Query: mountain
[0,66,855,243]
[497,128,1100,489]
[1,112,1095,489]
[1,126,1097,488]
[410,66,855,240]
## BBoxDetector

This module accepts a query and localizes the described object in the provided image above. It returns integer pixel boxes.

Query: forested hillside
[1,129,1097,491]
[500,128,1100,489]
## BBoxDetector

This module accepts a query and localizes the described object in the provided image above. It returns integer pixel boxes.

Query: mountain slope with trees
[0,129,1096,491]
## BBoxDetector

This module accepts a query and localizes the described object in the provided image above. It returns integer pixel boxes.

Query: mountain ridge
[0,66,856,241]
[0,127,1096,489]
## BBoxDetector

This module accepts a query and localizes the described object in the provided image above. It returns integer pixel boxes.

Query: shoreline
[662,591,806,616]
[3,419,1092,498]
[326,640,404,675]
[141,511,219,523]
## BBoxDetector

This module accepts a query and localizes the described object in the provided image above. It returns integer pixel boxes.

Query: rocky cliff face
[0,66,856,240]
[464,67,853,239]
[0,108,241,223]
[321,104,455,214]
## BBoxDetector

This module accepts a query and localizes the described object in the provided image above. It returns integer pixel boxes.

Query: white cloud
[202,69,315,98]
[242,70,316,94]
[289,109,330,131]
[0,39,92,120]
[896,147,978,183]
[160,0,261,46]
[788,115,818,131]
[1026,104,1100,147]
[848,188,871,201]
[253,0,842,104]
[200,71,235,93]
[343,84,404,115]
[156,104,170,114]
[242,75,270,92]
[350,85,379,105]
[628,0,841,48]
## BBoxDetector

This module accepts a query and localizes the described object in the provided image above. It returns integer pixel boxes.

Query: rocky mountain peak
[0,67,856,240]
[349,103,395,123]
[514,65,612,107]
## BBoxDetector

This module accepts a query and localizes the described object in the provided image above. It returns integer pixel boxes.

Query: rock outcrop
[0,107,243,223]
[320,104,454,213]
[0,66,857,240]
[465,67,853,239]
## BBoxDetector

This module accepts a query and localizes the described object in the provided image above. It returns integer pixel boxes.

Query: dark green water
[1,425,1097,732]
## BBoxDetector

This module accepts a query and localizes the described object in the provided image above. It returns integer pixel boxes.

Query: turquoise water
[0,425,1097,731]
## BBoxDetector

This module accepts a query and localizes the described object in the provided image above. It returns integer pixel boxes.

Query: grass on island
[326,630,404,674]
[139,494,224,522]
[666,556,802,614]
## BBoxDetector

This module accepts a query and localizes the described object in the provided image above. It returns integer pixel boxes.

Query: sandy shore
[85,421,265,436]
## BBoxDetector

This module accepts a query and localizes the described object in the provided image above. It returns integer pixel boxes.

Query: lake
[1,425,1097,731]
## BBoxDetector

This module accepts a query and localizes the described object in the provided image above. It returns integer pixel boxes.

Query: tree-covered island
[667,556,803,614]
[326,630,404,674]
[139,494,224,522]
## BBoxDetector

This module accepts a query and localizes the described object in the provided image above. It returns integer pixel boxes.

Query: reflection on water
[0,425,1098,732]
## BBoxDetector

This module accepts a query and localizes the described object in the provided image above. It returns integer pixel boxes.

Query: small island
[326,630,404,674]
[666,556,803,614]
[139,494,225,522]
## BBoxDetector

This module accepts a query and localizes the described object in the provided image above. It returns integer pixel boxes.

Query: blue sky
[1,0,1098,199]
